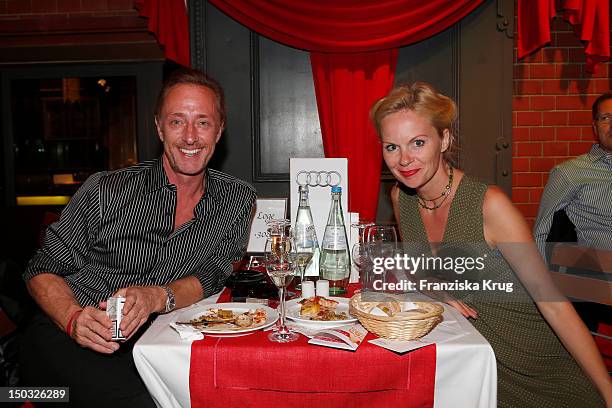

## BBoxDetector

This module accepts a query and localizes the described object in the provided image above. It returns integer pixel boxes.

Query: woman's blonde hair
[370,82,458,166]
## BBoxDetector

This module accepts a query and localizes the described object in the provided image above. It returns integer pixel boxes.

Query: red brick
[556,64,582,79]
[517,111,542,126]
[581,127,597,141]
[512,188,530,203]
[569,141,593,156]
[568,111,592,125]
[513,112,517,127]
[530,64,556,79]
[543,48,568,63]
[523,50,543,64]
[542,172,550,185]
[81,0,107,11]
[57,0,81,12]
[567,80,596,94]
[555,32,582,47]
[513,127,530,141]
[594,78,612,93]
[543,141,568,156]
[556,127,581,141]
[556,95,589,110]
[530,157,556,172]
[542,79,568,95]
[543,111,568,126]
[583,63,608,78]
[516,80,542,95]
[568,48,586,63]
[513,96,530,111]
[6,0,31,13]
[530,188,544,204]
[530,127,555,141]
[531,95,556,110]
[516,142,542,156]
[515,203,540,217]
[513,173,542,187]
[513,157,530,172]
[513,64,529,80]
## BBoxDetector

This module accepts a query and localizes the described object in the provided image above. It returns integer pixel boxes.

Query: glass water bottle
[319,186,351,295]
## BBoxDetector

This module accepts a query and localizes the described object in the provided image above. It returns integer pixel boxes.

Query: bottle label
[322,226,348,250]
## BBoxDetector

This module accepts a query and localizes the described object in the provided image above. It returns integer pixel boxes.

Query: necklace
[417,166,454,210]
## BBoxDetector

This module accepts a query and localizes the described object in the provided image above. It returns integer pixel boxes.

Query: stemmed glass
[293,225,317,291]
[366,225,398,292]
[264,236,299,343]
[352,242,374,291]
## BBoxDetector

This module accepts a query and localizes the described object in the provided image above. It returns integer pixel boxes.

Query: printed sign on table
[247,198,288,253]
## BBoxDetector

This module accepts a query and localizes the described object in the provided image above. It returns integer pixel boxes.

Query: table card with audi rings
[289,158,352,279]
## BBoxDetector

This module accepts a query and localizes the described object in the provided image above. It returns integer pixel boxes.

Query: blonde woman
[371,82,611,407]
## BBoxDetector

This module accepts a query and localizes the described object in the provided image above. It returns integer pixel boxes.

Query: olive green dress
[398,175,603,408]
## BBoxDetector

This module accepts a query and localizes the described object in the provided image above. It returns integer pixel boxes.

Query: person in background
[19,68,256,407]
[370,82,611,407]
[533,92,612,261]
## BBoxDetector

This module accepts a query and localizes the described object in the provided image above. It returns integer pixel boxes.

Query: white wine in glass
[264,237,298,343]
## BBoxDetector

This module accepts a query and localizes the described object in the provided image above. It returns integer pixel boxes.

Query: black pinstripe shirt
[24,158,256,307]
[534,144,612,261]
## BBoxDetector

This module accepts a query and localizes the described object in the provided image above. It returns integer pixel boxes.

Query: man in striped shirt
[19,68,256,407]
[534,92,612,261]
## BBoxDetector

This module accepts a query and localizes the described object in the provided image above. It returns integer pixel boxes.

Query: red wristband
[66,309,83,338]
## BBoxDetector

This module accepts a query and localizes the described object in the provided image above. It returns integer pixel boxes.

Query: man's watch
[161,285,176,313]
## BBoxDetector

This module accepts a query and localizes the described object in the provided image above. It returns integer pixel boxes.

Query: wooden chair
[548,243,612,372]
[548,243,612,306]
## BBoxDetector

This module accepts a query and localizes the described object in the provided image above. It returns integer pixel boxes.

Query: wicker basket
[349,293,444,341]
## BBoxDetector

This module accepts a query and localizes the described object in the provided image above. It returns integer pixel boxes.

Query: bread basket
[349,293,444,341]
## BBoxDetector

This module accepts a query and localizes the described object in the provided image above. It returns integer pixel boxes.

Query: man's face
[155,84,223,178]
[593,98,612,154]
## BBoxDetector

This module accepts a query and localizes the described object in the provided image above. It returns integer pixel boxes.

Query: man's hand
[109,286,164,339]
[71,306,118,354]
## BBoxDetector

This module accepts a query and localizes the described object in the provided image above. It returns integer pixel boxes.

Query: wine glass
[352,242,374,292]
[264,237,299,343]
[366,225,398,293]
[293,225,317,291]
[366,225,398,244]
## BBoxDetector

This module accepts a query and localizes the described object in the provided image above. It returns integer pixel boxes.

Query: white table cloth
[133,291,497,408]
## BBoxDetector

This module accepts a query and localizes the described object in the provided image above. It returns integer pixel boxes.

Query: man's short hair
[591,92,612,120]
[155,68,226,127]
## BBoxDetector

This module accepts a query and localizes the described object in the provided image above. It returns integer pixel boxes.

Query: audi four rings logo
[296,170,342,187]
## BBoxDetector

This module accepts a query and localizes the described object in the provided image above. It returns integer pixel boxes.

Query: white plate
[285,297,357,328]
[174,303,278,335]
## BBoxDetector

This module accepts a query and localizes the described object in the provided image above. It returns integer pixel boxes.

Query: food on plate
[235,313,254,327]
[299,296,348,321]
[183,308,268,330]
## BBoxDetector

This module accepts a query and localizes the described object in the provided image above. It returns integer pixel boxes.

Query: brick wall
[513,16,612,225]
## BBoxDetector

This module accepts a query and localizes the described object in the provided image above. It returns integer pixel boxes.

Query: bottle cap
[331,186,342,193]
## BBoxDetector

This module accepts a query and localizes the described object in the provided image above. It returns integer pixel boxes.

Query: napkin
[170,322,204,341]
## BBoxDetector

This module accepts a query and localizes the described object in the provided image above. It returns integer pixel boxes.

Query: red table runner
[189,288,436,408]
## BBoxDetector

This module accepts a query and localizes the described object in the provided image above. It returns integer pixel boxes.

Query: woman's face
[380,109,450,190]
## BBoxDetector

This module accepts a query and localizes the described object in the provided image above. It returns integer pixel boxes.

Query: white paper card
[246,198,287,252]
[289,158,349,276]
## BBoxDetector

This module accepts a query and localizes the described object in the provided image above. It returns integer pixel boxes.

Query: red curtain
[134,0,190,67]
[311,51,398,221]
[517,0,610,73]
[207,0,484,220]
